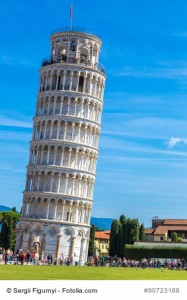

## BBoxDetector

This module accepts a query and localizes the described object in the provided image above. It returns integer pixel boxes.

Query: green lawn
[0,265,187,280]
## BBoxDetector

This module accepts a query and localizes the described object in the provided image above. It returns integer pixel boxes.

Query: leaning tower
[15,27,106,264]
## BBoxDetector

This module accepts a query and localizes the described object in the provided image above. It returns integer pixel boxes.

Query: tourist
[4,253,8,265]
[59,253,64,265]
[26,251,31,264]
[20,251,25,265]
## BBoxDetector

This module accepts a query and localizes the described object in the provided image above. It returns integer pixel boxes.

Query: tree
[128,218,139,244]
[124,218,131,244]
[88,224,96,256]
[171,232,178,242]
[7,217,13,250]
[139,223,145,241]
[109,219,120,256]
[117,221,122,257]
[0,211,20,250]
[110,215,145,258]
[177,237,183,243]
[0,219,8,249]
[119,214,126,257]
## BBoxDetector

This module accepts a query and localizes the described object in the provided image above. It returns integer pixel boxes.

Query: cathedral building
[15,27,106,263]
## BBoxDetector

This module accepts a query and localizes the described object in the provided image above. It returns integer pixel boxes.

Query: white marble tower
[15,27,106,263]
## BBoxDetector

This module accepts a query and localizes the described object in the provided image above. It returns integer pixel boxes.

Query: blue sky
[1,1,187,226]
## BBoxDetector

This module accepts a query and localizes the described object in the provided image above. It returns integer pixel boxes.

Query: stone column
[59,96,63,113]
[56,71,60,90]
[68,203,72,221]
[57,120,60,139]
[70,236,76,258]
[50,74,53,90]
[75,204,79,223]
[49,122,53,139]
[83,76,87,93]
[65,175,68,194]
[55,234,62,265]
[53,98,56,114]
[62,73,66,90]
[72,175,76,195]
[46,201,50,219]
[61,201,65,221]
[81,205,85,223]
[67,99,70,115]
[68,149,72,167]
[76,74,80,92]
[75,149,79,168]
[41,233,46,259]
[74,99,77,116]
[28,231,33,249]
[60,147,64,166]
[79,237,86,263]
[34,243,39,253]
[80,100,84,118]
[85,238,89,261]
[71,124,75,141]
[88,208,92,224]
[64,122,67,140]
[54,201,58,220]
[70,74,73,91]
[19,231,23,250]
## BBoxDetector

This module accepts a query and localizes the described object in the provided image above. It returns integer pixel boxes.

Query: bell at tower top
[40,26,105,74]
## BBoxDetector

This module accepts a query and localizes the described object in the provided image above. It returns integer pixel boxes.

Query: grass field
[0,265,187,280]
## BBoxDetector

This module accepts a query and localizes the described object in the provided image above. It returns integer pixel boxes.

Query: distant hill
[0,205,112,230]
[0,205,12,212]
[90,217,113,230]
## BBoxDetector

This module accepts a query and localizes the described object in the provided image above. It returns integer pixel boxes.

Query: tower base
[15,220,90,264]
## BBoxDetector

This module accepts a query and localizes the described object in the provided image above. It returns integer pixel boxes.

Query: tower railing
[51,27,101,39]
[41,56,105,74]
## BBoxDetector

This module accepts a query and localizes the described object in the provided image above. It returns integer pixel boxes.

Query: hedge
[124,245,187,260]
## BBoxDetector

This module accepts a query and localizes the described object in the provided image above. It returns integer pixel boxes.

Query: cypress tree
[139,223,145,241]
[120,214,126,257]
[88,224,96,256]
[129,218,139,244]
[7,217,13,250]
[124,218,131,244]
[109,219,120,256]
[117,222,122,257]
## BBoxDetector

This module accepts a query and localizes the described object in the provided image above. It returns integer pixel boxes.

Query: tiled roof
[145,228,154,234]
[95,231,110,240]
[154,226,167,235]
[163,220,187,225]
[154,225,187,235]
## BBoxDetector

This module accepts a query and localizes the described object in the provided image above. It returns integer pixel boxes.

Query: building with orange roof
[145,218,187,242]
[94,231,110,255]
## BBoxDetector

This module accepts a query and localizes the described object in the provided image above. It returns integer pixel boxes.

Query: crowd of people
[87,256,187,270]
[0,248,75,266]
[0,247,187,270]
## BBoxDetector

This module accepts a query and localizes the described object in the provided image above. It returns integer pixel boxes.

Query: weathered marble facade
[15,28,106,264]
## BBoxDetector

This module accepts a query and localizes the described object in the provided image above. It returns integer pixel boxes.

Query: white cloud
[166,137,187,148]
